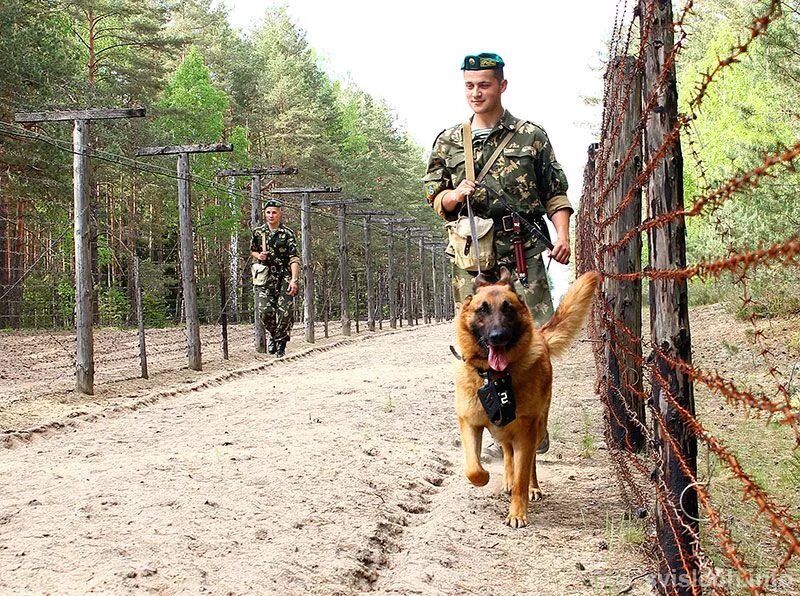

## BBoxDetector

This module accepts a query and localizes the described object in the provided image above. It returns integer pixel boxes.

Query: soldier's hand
[258,251,268,261]
[453,179,477,203]
[287,279,299,296]
[548,238,571,265]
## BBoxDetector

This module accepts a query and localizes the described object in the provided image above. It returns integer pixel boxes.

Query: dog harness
[476,369,516,427]
[450,345,517,426]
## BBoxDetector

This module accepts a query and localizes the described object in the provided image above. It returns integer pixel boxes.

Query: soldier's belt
[495,213,545,232]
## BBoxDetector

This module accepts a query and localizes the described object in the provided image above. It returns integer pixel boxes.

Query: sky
[223,0,624,292]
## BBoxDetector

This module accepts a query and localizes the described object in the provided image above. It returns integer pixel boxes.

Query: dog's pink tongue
[488,346,509,372]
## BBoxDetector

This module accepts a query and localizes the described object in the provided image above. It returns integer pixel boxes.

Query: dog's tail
[541,271,601,359]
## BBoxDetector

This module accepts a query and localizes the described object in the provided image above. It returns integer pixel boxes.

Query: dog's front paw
[466,467,489,487]
[505,511,528,528]
[529,487,543,502]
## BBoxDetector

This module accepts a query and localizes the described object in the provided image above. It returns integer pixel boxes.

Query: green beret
[461,53,505,71]
[263,197,283,208]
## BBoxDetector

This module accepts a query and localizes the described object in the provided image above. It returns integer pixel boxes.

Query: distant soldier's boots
[267,336,277,354]
[275,340,286,358]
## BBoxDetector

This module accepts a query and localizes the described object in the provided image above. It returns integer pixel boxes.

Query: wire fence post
[301,192,314,343]
[137,142,233,372]
[322,260,330,338]
[603,56,645,452]
[219,257,229,360]
[15,107,146,394]
[133,255,149,378]
[405,228,413,327]
[418,237,427,324]
[388,222,397,328]
[354,270,360,334]
[364,216,375,331]
[227,176,239,323]
[251,175,266,352]
[376,268,384,330]
[640,0,699,591]
[338,204,351,336]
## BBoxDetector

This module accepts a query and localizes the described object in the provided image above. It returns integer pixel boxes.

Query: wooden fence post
[640,0,699,591]
[603,56,645,452]
[376,269,384,329]
[226,177,239,323]
[338,204,351,336]
[387,222,397,328]
[429,245,440,322]
[133,255,148,379]
[301,192,314,342]
[219,260,229,360]
[405,228,413,326]
[378,217,413,329]
[418,237,427,324]
[354,271,360,334]
[323,260,330,338]
[15,107,146,394]
[137,142,233,371]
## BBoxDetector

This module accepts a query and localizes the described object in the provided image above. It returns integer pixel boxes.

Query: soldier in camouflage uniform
[425,53,573,455]
[423,52,573,327]
[250,198,300,358]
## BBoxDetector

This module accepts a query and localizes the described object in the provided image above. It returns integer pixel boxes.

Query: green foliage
[98,287,130,327]
[678,0,800,317]
[158,47,229,143]
[1,1,434,331]
[138,259,175,327]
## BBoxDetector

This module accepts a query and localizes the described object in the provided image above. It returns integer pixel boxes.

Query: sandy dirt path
[0,323,648,595]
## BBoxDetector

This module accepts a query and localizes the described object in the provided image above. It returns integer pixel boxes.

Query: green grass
[580,407,597,459]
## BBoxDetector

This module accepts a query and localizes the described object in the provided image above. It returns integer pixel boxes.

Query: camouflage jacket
[250,224,301,279]
[423,110,572,258]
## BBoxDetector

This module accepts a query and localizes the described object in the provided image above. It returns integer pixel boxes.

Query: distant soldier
[250,198,300,358]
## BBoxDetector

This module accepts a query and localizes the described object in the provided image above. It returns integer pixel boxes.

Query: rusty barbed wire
[581,0,800,577]
[688,0,783,113]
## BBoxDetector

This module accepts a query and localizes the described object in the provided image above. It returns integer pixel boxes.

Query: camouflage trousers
[451,251,554,327]
[254,280,294,342]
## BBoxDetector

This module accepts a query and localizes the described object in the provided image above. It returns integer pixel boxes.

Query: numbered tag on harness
[477,372,516,426]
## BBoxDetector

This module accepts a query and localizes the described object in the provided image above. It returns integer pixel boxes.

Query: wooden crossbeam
[311,198,371,206]
[351,210,396,217]
[216,166,298,177]
[376,217,414,224]
[136,143,232,156]
[15,108,145,123]
[270,186,341,194]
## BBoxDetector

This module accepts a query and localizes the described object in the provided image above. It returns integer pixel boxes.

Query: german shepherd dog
[454,268,600,527]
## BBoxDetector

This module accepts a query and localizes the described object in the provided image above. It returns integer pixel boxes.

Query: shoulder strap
[475,119,527,183]
[462,120,475,183]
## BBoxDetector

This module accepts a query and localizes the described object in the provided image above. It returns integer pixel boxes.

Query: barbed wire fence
[0,117,451,405]
[576,0,800,594]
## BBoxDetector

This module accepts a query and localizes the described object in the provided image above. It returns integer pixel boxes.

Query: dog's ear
[462,294,473,307]
[473,271,496,291]
[498,266,514,288]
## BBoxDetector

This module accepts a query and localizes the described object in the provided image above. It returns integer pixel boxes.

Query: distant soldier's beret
[461,53,505,71]
[263,197,283,208]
